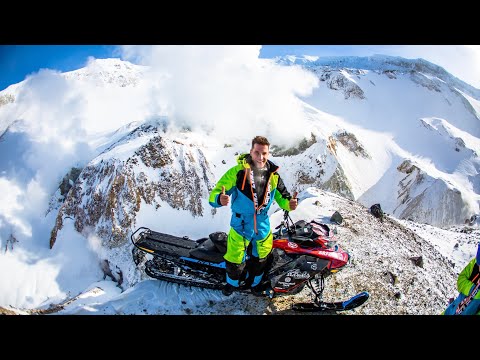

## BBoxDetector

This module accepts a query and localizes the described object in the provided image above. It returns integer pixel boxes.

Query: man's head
[250,136,270,169]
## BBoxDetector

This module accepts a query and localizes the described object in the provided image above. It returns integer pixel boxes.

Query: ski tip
[356,291,370,299]
[343,291,369,310]
[292,291,370,312]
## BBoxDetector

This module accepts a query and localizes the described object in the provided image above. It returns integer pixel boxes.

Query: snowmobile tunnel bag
[209,231,228,253]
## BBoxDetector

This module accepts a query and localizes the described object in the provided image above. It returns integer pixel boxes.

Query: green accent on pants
[224,227,273,264]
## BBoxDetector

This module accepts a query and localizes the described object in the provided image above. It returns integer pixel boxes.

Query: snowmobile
[130,210,369,312]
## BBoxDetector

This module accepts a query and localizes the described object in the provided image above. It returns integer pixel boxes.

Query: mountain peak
[276,54,480,96]
[62,57,146,87]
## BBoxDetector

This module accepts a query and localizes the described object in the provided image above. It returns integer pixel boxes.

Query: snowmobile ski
[292,291,370,312]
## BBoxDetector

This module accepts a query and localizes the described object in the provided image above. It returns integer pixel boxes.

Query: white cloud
[0,221,102,309]
[0,178,29,236]
[120,45,319,148]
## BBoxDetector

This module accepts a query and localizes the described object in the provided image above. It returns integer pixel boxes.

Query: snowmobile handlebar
[273,210,296,241]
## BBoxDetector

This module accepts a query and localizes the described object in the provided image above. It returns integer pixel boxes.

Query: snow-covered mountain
[1,55,474,228]
[275,55,480,227]
[62,58,147,87]
[0,54,479,314]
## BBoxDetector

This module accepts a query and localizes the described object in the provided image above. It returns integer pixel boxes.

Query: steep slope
[277,55,480,226]
[49,122,216,252]
[264,188,460,315]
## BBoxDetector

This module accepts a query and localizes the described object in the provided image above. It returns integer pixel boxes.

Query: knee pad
[225,260,246,280]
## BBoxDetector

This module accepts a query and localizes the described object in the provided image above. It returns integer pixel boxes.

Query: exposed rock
[330,211,343,225]
[0,307,22,315]
[50,135,215,249]
[4,233,18,253]
[59,167,82,196]
[410,256,424,268]
[395,160,469,227]
[270,133,317,156]
[322,166,354,200]
[0,93,14,107]
[384,70,397,79]
[323,71,365,100]
[410,71,441,92]
[334,131,370,158]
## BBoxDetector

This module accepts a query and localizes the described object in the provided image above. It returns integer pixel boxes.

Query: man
[443,243,480,315]
[208,136,298,296]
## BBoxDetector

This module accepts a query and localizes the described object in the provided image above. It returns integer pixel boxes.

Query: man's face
[250,143,269,168]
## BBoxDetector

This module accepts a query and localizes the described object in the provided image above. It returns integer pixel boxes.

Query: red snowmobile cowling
[272,214,349,271]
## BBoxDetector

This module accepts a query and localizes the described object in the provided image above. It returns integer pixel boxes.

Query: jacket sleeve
[208,166,238,208]
[457,258,478,296]
[274,174,293,211]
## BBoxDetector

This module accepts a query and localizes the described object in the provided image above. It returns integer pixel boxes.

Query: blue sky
[1,45,480,91]
[0,45,118,91]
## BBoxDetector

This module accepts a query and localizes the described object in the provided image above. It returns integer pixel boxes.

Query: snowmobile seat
[189,238,225,263]
[196,237,209,245]
[209,231,228,253]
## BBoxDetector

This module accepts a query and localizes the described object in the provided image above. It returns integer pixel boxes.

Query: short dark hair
[251,136,270,149]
